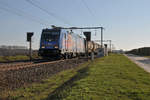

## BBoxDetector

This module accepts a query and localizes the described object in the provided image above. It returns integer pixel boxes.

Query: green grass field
[0,55,40,62]
[0,55,29,62]
[1,54,150,100]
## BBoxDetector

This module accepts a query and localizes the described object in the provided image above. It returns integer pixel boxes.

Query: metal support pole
[91,52,94,61]
[29,40,32,61]
[101,27,104,48]
[27,32,33,61]
[86,40,88,59]
[110,40,112,52]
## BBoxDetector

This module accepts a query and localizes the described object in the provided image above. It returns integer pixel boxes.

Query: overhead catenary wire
[25,0,72,26]
[81,0,96,18]
[0,1,51,26]
[0,6,44,26]
[80,0,104,36]
[80,0,101,41]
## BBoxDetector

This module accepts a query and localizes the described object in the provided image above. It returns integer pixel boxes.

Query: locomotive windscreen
[41,30,60,42]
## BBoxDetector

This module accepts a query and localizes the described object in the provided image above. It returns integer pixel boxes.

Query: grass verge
[1,54,150,100]
[0,55,29,61]
[47,54,150,100]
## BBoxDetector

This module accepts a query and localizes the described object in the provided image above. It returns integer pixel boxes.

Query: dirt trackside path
[125,54,150,73]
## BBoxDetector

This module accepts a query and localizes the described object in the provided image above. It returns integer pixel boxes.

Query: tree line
[0,45,37,56]
[126,47,150,56]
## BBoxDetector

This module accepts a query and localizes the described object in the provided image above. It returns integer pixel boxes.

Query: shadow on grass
[45,66,90,100]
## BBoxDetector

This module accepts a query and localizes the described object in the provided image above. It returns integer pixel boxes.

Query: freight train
[38,27,101,58]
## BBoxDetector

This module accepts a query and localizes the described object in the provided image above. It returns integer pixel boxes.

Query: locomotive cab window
[41,31,60,42]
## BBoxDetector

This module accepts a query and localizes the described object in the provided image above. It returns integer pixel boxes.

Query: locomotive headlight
[41,43,45,48]
[41,46,45,48]
[54,45,58,49]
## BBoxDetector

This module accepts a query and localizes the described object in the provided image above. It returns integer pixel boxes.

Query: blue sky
[0,0,150,50]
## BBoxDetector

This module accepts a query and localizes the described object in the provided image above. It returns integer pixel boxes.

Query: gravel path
[125,54,150,73]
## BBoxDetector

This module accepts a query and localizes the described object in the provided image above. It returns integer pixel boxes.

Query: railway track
[0,62,33,68]
[0,59,68,71]
[0,58,85,91]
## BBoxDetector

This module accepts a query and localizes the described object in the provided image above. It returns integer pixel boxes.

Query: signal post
[27,32,34,61]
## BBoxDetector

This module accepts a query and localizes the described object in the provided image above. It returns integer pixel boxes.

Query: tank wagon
[87,41,101,55]
[38,27,101,58]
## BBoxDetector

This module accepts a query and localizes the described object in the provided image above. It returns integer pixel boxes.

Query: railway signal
[83,32,91,41]
[27,32,34,61]
[83,32,91,59]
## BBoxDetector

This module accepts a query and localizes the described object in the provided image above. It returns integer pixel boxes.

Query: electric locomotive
[38,28,85,58]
